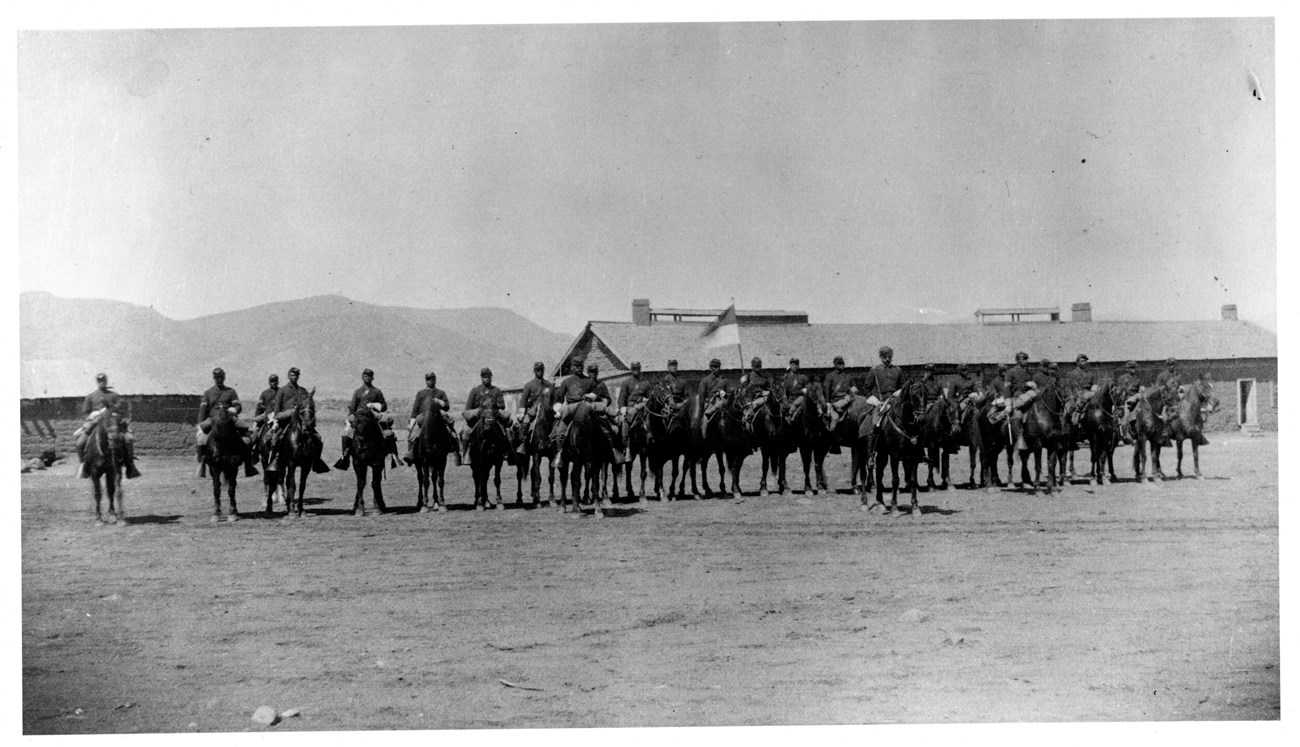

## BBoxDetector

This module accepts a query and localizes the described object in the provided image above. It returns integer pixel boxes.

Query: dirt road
[21,434,1279,732]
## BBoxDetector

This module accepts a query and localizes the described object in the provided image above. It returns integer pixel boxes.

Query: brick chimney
[632,298,651,326]
[1221,304,1238,321]
[1071,302,1092,322]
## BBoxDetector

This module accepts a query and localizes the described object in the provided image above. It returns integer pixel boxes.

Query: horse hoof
[210,514,221,523]
[475,505,483,511]
[1195,473,1203,480]
[420,506,430,513]
[759,489,768,497]
[104,513,118,525]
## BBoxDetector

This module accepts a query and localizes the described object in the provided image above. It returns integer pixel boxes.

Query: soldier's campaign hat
[96,372,108,382]
[534,361,545,371]
[1047,361,1059,370]
[1166,357,1177,365]
[751,357,762,367]
[1015,352,1029,361]
[212,367,225,377]
[997,363,1008,371]
[631,361,642,370]
[480,367,493,377]
[1125,360,1138,368]
[835,354,847,364]
[877,346,892,357]
[957,363,969,372]
[587,362,599,373]
[667,359,678,366]
[426,372,436,380]
[1040,358,1052,367]
[789,357,799,365]
[289,366,300,375]
[709,358,722,368]
[1076,354,1089,362]
[924,363,936,372]
[269,374,279,382]
[362,368,374,376]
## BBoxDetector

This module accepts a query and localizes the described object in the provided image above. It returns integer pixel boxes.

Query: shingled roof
[562,319,1277,374]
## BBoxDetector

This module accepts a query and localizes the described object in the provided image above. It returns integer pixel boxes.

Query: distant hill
[20,292,574,402]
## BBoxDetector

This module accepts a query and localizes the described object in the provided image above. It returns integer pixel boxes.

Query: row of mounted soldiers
[74,349,1209,480]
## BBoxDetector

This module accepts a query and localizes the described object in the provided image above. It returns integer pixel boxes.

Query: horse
[274,388,328,517]
[956,392,984,488]
[411,395,451,512]
[557,400,609,515]
[749,389,786,496]
[868,380,924,515]
[781,383,832,496]
[1168,383,1219,479]
[466,404,510,510]
[611,396,652,503]
[705,388,752,500]
[643,383,690,500]
[1129,386,1172,483]
[81,412,126,524]
[1079,386,1121,485]
[510,388,558,507]
[350,404,391,515]
[684,391,727,498]
[976,396,1013,490]
[828,392,876,500]
[202,401,245,522]
[918,393,961,491]
[1017,380,1072,495]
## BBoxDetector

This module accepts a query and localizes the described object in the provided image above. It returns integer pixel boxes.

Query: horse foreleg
[1192,441,1202,479]
[354,466,367,514]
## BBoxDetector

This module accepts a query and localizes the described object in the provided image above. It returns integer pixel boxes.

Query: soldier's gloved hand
[226,407,239,415]
[408,419,416,429]
[584,393,597,402]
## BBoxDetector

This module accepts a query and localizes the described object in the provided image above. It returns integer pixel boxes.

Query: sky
[15,14,1278,336]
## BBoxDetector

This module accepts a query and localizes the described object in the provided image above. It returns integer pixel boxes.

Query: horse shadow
[122,514,183,525]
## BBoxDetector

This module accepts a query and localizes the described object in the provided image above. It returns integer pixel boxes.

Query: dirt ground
[21,434,1279,733]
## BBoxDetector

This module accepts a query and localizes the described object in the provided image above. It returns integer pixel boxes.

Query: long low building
[514,300,1277,433]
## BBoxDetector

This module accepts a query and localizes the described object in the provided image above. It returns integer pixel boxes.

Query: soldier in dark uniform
[587,363,627,462]
[76,372,140,479]
[459,367,511,464]
[405,372,456,465]
[698,358,729,438]
[918,364,944,409]
[737,357,771,433]
[1031,358,1056,392]
[863,346,906,430]
[781,357,810,422]
[1065,354,1099,425]
[617,361,656,445]
[1114,360,1143,443]
[335,368,396,470]
[1155,357,1181,398]
[197,367,258,477]
[661,359,690,412]
[554,356,597,418]
[515,362,553,425]
[949,363,980,431]
[265,368,309,457]
[253,373,280,442]
[824,355,856,430]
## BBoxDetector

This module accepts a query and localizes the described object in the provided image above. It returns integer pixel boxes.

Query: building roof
[571,319,1277,373]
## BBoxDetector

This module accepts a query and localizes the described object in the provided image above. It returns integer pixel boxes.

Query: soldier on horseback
[1066,354,1100,426]
[824,355,855,431]
[253,373,279,451]
[335,368,397,470]
[552,358,626,462]
[76,373,140,479]
[1115,360,1143,443]
[511,362,553,457]
[1155,358,1181,403]
[919,364,943,408]
[950,363,980,424]
[737,357,771,436]
[617,361,655,446]
[661,359,690,412]
[460,367,511,464]
[405,372,456,465]
[781,357,810,423]
[863,347,906,431]
[197,367,258,477]
[698,358,730,438]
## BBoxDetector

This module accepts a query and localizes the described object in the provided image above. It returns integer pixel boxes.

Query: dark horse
[919,393,961,491]
[202,402,245,522]
[1129,387,1172,483]
[705,389,752,500]
[411,396,452,512]
[869,380,924,515]
[81,413,126,524]
[1018,380,1072,495]
[1168,383,1219,480]
[643,383,691,501]
[611,397,651,503]
[977,396,1013,490]
[829,392,876,500]
[466,405,510,510]
[1079,386,1121,486]
[510,388,557,507]
[271,388,329,517]
[684,391,727,498]
[350,404,391,515]
[749,390,786,496]
[781,384,832,496]
[558,401,609,515]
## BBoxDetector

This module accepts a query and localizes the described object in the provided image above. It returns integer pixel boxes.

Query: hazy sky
[17,17,1276,334]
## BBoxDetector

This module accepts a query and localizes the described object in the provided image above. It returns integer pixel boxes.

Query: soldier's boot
[242,438,259,478]
[403,440,416,466]
[76,437,89,478]
[334,436,352,471]
[124,440,141,479]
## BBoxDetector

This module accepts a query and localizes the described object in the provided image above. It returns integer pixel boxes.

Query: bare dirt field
[21,434,1279,733]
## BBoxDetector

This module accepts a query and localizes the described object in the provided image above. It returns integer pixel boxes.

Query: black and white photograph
[10,5,1287,740]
